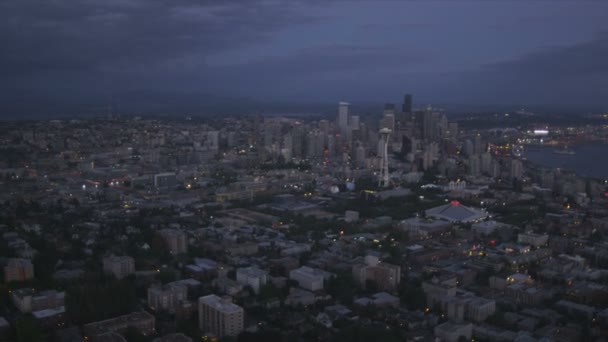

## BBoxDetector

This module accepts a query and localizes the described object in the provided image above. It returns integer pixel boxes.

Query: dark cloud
[0,0,316,78]
[221,43,429,75]
[0,0,322,115]
[1,1,608,116]
[467,33,608,105]
[484,33,608,76]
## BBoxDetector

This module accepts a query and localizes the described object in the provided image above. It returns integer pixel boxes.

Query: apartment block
[198,295,244,338]
[158,229,188,254]
[352,255,401,292]
[148,283,188,313]
[4,258,34,283]
[102,255,135,280]
[236,267,268,294]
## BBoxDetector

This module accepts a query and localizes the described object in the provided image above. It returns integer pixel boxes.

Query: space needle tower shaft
[379,128,391,188]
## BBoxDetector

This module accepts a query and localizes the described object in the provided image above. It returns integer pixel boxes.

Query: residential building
[235,267,268,294]
[4,258,34,283]
[148,283,188,313]
[352,255,401,292]
[83,311,155,341]
[158,229,188,254]
[434,321,473,342]
[198,295,244,338]
[289,266,333,292]
[102,255,135,280]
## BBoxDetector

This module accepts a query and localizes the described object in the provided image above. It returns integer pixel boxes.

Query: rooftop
[198,295,243,314]
[425,201,488,222]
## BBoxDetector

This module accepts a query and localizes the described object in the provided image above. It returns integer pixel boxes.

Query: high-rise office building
[198,295,244,338]
[382,103,396,133]
[354,143,366,168]
[511,159,523,180]
[349,115,360,130]
[337,102,350,136]
[401,135,413,156]
[422,110,436,141]
[469,155,481,177]
[474,135,484,155]
[463,139,474,156]
[402,94,413,114]
[448,122,459,139]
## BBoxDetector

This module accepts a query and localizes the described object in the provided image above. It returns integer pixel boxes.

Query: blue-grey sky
[2,0,608,116]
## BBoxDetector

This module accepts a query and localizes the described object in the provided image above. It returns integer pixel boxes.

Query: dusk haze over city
[1,1,608,342]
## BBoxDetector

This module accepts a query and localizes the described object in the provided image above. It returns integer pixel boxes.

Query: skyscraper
[422,110,436,142]
[511,159,523,180]
[401,135,413,156]
[382,103,396,133]
[337,101,350,136]
[402,94,413,114]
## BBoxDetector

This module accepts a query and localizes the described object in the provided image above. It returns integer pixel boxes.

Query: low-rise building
[354,292,400,308]
[152,333,193,342]
[11,288,65,314]
[83,311,155,341]
[284,288,317,307]
[518,232,549,247]
[434,321,473,342]
[213,277,244,296]
[289,266,333,292]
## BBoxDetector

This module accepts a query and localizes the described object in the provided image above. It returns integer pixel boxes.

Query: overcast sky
[2,0,608,116]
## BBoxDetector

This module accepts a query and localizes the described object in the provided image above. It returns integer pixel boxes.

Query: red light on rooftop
[450,200,460,206]
[490,240,496,246]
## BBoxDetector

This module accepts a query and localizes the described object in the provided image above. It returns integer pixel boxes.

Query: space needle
[378,127,391,188]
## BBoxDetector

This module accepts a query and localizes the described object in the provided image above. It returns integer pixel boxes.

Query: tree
[326,273,356,304]
[258,283,282,300]
[65,275,137,324]
[364,279,378,294]
[16,315,43,342]
[123,326,148,342]
[237,331,282,342]
[399,282,427,311]
[333,325,401,342]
